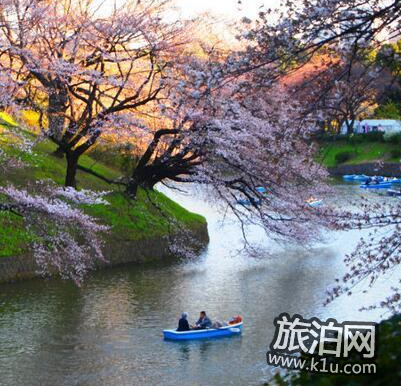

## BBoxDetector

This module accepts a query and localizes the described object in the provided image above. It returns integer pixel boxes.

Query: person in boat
[212,320,224,328]
[177,312,191,331]
[372,176,380,184]
[228,315,242,325]
[193,311,212,329]
[365,177,372,185]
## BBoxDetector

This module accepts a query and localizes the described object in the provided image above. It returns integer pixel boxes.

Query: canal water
[0,184,397,385]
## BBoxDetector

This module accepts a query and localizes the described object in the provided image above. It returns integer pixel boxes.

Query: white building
[341,119,401,135]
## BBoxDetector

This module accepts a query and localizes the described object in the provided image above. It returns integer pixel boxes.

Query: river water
[0,184,398,386]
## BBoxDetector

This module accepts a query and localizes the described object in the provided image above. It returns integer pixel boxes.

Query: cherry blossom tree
[0,131,108,284]
[229,1,401,128]
[325,199,401,313]
[3,0,401,298]
[235,0,401,75]
[0,1,335,285]
[119,46,337,245]
[124,52,217,197]
[235,0,401,311]
[0,0,186,187]
[0,184,109,284]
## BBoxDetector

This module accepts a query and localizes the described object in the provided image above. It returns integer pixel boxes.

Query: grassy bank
[0,121,206,258]
[317,136,401,167]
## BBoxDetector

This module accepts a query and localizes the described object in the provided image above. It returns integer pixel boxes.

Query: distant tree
[374,40,401,117]
[321,67,379,134]
[376,39,401,81]
[281,57,380,134]
[375,100,401,119]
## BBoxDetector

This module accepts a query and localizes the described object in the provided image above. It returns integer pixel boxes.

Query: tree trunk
[65,152,79,188]
[346,114,356,135]
[126,179,139,198]
[125,128,180,198]
[48,90,68,143]
[126,166,156,198]
[345,122,349,135]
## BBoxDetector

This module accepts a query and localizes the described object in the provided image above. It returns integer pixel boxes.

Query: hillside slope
[0,119,207,261]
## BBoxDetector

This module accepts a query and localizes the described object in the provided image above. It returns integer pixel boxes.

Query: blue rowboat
[256,186,267,193]
[343,175,372,182]
[343,175,388,182]
[163,322,243,341]
[353,175,370,181]
[343,174,358,181]
[360,182,392,189]
[307,199,323,207]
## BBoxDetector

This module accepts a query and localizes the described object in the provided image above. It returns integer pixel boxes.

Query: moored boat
[256,186,267,193]
[388,178,401,184]
[307,199,323,207]
[360,182,392,189]
[387,189,401,197]
[353,175,371,181]
[342,174,357,181]
[343,174,385,182]
[163,322,243,341]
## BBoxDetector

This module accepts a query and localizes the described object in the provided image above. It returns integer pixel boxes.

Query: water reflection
[0,184,399,385]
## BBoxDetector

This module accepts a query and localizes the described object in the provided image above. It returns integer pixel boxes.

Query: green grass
[2,138,121,190]
[0,127,206,257]
[0,212,34,257]
[318,140,401,167]
[84,190,205,241]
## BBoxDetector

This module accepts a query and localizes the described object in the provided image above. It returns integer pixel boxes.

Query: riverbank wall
[0,222,209,284]
[328,162,401,177]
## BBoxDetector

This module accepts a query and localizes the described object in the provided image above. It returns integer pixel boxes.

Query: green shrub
[389,148,401,159]
[347,134,365,145]
[348,132,385,144]
[313,132,347,142]
[384,132,401,145]
[362,131,385,142]
[334,151,353,164]
[375,100,401,119]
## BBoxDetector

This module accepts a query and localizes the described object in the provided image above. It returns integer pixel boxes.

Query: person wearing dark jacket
[194,311,212,329]
[177,312,190,331]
